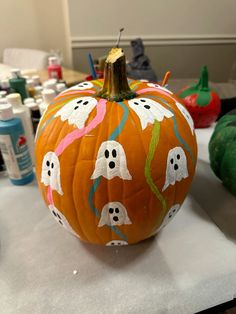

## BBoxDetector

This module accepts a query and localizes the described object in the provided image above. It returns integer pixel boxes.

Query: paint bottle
[32,75,41,86]
[0,104,34,185]
[43,79,57,92]
[6,93,35,164]
[0,91,7,98]
[56,82,66,94]
[25,101,41,134]
[9,69,29,101]
[1,79,10,94]
[39,89,56,116]
[48,56,62,80]
[26,79,36,98]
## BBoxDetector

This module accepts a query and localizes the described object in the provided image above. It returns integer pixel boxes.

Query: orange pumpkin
[35,47,197,246]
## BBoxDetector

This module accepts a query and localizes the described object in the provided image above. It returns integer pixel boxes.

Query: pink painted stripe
[54,89,96,101]
[47,186,54,205]
[137,87,177,103]
[55,98,107,156]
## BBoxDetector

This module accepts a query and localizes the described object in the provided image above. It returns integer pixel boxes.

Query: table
[0,127,236,314]
[26,67,88,87]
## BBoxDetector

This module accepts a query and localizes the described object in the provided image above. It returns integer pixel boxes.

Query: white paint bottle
[6,93,35,164]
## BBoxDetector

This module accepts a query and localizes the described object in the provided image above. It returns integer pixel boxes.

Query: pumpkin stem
[97,46,136,101]
[199,65,209,91]
[116,28,124,48]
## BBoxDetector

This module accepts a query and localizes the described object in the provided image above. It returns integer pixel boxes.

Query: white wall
[68,0,236,81]
[0,0,71,67]
[69,0,236,37]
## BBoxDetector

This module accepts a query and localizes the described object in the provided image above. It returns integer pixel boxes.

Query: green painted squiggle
[145,120,167,212]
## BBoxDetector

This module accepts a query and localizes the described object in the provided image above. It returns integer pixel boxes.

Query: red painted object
[48,56,62,80]
[178,66,221,128]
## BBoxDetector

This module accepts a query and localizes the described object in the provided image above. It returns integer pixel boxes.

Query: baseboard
[71,34,236,48]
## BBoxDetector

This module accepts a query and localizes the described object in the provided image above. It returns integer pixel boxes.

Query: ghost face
[49,205,78,237]
[147,83,173,94]
[98,202,132,227]
[68,81,94,91]
[154,204,180,234]
[91,141,132,180]
[41,152,63,195]
[128,98,173,130]
[55,96,97,129]
[162,147,188,191]
[175,102,194,135]
[106,240,128,246]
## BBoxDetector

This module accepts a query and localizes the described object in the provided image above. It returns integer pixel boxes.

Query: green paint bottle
[9,69,29,101]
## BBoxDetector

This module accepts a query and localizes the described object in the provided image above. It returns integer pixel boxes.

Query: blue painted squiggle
[88,101,129,241]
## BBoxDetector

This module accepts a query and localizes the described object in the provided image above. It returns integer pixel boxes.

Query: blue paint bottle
[0,104,34,185]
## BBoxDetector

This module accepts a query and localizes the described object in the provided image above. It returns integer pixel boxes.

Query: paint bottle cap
[25,101,39,111]
[11,68,21,78]
[32,75,41,86]
[0,98,7,105]
[24,98,35,105]
[0,91,7,97]
[1,79,10,89]
[0,104,14,121]
[36,98,43,104]
[56,83,66,93]
[42,89,56,104]
[43,80,57,91]
[35,86,43,95]
[6,93,22,107]
[27,79,34,88]
[48,56,58,66]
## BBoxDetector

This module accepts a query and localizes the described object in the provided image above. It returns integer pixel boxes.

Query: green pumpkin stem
[97,48,136,102]
[198,65,209,91]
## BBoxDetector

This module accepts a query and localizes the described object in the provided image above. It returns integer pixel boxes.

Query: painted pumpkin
[209,109,236,196]
[35,47,197,246]
[178,66,221,128]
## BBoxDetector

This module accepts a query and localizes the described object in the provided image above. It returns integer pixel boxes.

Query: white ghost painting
[91,141,132,180]
[98,202,132,227]
[175,102,194,135]
[147,83,173,95]
[162,147,188,191]
[55,96,97,129]
[68,81,94,91]
[152,204,181,236]
[106,240,128,246]
[48,205,78,237]
[41,152,63,195]
[128,98,173,130]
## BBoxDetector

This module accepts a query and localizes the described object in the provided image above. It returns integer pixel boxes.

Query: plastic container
[9,69,29,101]
[25,101,41,134]
[32,75,41,86]
[1,79,10,93]
[6,93,35,164]
[26,79,36,98]
[0,104,34,185]
[56,82,66,94]
[39,89,56,116]
[43,79,57,92]
[48,56,62,80]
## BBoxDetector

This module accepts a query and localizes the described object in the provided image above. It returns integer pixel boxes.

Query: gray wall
[72,44,236,82]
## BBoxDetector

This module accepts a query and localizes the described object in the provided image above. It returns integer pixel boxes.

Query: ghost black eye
[104,150,109,158]
[46,160,50,167]
[109,208,114,214]
[112,149,117,158]
[83,101,89,105]
[77,99,83,104]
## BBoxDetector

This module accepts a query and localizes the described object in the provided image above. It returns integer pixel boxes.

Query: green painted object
[209,109,236,196]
